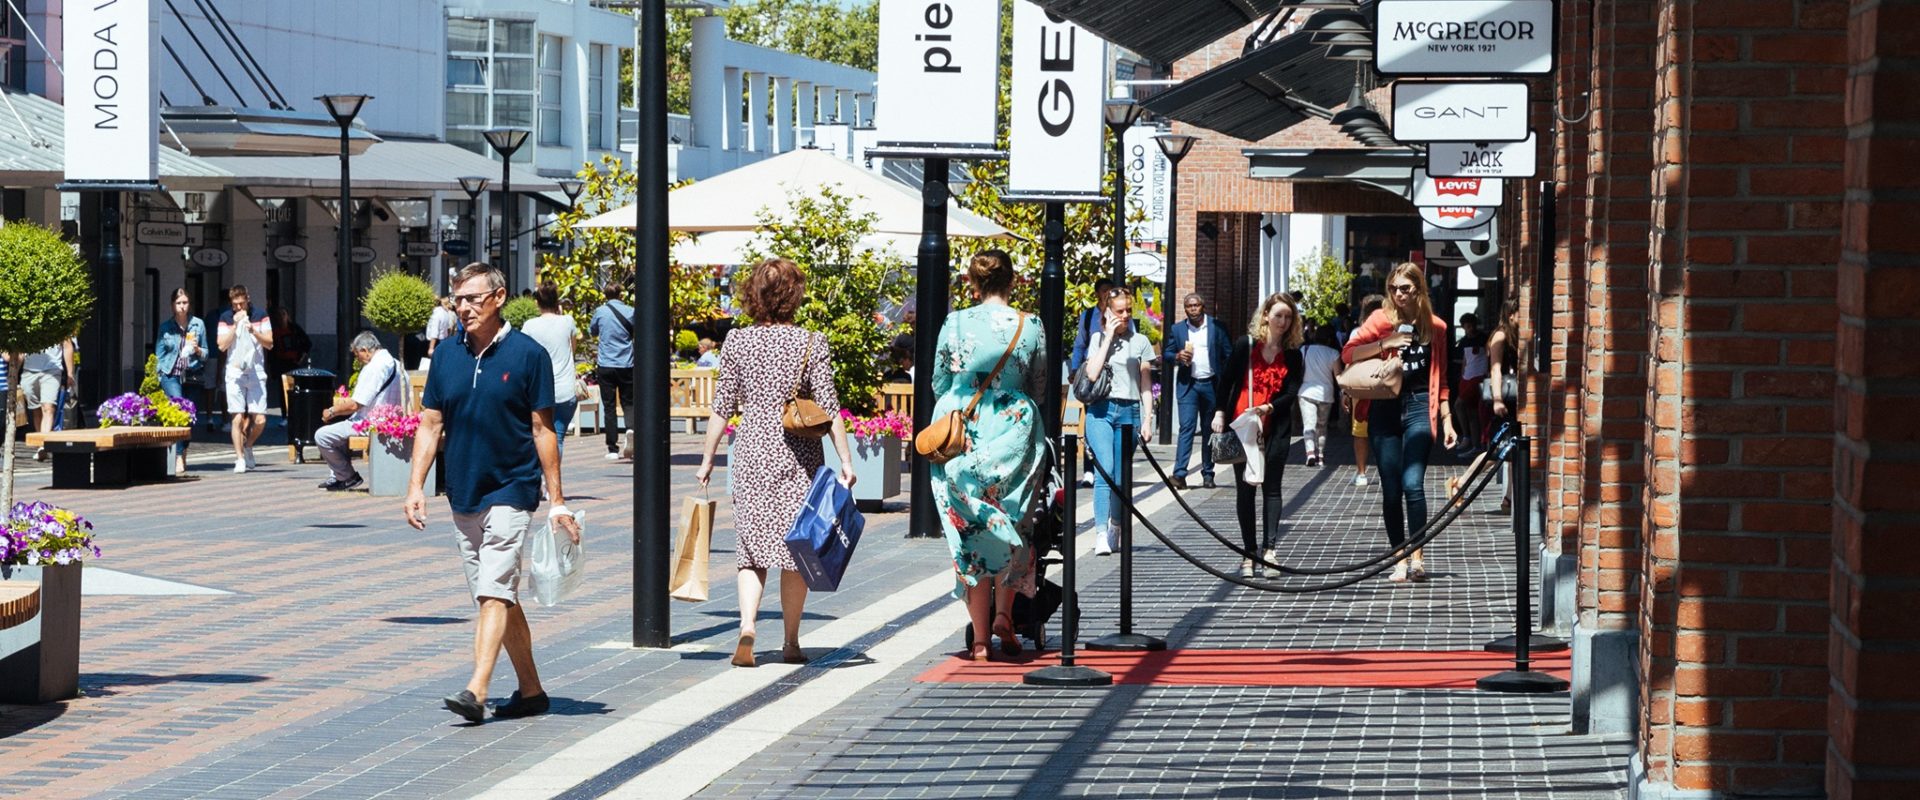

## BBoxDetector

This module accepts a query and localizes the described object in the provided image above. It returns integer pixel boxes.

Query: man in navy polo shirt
[404,262,581,724]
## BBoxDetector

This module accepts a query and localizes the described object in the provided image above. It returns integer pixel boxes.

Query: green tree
[1294,247,1355,328]
[0,222,95,512]
[503,296,542,328]
[740,185,909,415]
[361,269,438,364]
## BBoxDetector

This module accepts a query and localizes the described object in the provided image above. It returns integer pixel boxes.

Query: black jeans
[1369,389,1433,548]
[596,366,634,453]
[1233,434,1287,555]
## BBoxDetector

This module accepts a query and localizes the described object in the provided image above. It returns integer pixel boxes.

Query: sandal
[969,642,991,662]
[992,613,1023,656]
[782,643,807,664]
[1388,562,1410,583]
[731,632,756,668]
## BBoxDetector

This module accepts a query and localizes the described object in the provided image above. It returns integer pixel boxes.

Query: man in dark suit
[1162,292,1231,490]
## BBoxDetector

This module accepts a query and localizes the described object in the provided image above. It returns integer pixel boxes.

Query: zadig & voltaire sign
[1374,0,1555,76]
[64,0,159,184]
[1007,1,1107,196]
[875,0,1001,150]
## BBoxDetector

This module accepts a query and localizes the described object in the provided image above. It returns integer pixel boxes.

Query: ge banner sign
[1375,0,1555,76]
[1390,81,1529,143]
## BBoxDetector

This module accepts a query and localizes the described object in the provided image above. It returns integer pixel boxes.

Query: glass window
[540,109,564,146]
[539,35,565,147]
[496,21,534,55]
[493,58,533,91]
[539,35,563,70]
[495,94,533,128]
[448,18,488,53]
[446,91,487,127]
[588,45,608,149]
[446,57,486,88]
[448,128,488,157]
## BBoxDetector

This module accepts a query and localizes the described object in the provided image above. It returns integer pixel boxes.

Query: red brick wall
[1828,1,1920,797]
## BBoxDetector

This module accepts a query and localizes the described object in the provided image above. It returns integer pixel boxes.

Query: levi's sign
[1428,133,1538,178]
[1375,0,1555,75]
[1412,174,1504,208]
[1419,205,1497,230]
[1390,81,1528,143]
[64,0,158,183]
[1007,1,1106,195]
[875,0,1000,149]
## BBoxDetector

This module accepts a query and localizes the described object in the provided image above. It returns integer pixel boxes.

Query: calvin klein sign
[1390,81,1529,143]
[1008,1,1107,196]
[1412,173,1504,208]
[64,0,159,183]
[1428,133,1538,178]
[875,0,1000,150]
[1375,0,1555,75]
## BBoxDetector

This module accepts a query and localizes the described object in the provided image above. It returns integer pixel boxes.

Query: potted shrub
[361,269,437,369]
[835,409,910,510]
[503,295,540,328]
[354,404,432,497]
[0,501,98,703]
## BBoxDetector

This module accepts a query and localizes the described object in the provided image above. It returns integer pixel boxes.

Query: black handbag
[1211,435,1247,465]
[1071,332,1123,404]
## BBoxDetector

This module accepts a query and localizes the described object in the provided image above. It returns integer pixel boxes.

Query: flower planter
[846,435,902,511]
[0,563,82,704]
[367,435,434,497]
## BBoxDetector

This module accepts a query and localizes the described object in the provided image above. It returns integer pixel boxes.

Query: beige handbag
[782,332,834,437]
[915,314,1025,464]
[1337,352,1405,401]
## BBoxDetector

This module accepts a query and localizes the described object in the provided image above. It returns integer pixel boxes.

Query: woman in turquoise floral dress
[931,250,1048,662]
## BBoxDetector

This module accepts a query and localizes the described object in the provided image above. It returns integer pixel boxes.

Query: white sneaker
[1353,473,1370,487]
[233,458,248,474]
[1092,525,1113,556]
[604,451,621,461]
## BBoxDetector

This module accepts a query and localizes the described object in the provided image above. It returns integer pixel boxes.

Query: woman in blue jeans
[155,288,208,473]
[1342,263,1458,582]
[1080,287,1157,555]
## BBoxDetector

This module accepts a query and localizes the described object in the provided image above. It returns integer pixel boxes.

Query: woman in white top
[519,284,580,457]
[1297,325,1342,467]
[1079,287,1157,555]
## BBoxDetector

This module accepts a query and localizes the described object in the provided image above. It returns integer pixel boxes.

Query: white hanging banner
[1008,1,1107,195]
[1412,174,1504,207]
[1123,124,1169,243]
[65,0,159,183]
[1427,133,1539,178]
[875,0,1001,150]
[1375,0,1556,76]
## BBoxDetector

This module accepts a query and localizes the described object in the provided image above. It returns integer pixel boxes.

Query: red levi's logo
[1435,207,1478,220]
[1432,178,1482,196]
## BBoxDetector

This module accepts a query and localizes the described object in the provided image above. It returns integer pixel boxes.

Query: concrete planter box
[846,435,902,511]
[0,562,82,704]
[368,435,433,497]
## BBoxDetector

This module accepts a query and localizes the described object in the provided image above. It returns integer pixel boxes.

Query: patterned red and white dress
[710,325,839,572]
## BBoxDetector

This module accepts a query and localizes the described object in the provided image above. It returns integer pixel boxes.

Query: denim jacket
[156,316,208,377]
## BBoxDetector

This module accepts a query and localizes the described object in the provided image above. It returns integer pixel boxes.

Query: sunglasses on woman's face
[1390,284,1417,295]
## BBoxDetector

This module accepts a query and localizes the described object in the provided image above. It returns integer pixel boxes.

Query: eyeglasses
[452,290,501,307]
[1389,284,1417,295]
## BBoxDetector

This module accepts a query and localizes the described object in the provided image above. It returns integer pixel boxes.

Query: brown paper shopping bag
[670,495,716,602]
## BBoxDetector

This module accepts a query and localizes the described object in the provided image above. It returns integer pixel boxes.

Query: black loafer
[1169,476,1188,490]
[320,473,364,492]
[1202,477,1218,489]
[444,690,485,723]
[493,691,550,719]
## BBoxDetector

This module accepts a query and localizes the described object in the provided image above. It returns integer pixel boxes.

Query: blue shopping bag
[783,467,865,592]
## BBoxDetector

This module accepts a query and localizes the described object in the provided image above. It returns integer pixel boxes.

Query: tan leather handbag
[1337,351,1405,401]
[915,313,1025,464]
[782,332,834,437]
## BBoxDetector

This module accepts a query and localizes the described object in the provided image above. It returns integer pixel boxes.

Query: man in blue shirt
[588,279,635,460]
[405,263,580,724]
[1162,293,1231,490]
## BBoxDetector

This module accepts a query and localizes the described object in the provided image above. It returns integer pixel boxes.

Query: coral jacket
[1341,309,1451,435]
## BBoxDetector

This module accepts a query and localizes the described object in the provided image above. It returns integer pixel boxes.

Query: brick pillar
[1829,2,1920,797]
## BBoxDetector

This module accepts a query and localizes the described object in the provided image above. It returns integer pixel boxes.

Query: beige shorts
[225,371,268,414]
[452,506,532,605]
[21,372,61,408]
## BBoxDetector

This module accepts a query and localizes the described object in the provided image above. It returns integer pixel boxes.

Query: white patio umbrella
[574,148,1012,239]
[673,230,920,266]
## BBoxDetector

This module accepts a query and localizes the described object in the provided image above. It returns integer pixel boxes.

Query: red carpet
[915,648,1573,689]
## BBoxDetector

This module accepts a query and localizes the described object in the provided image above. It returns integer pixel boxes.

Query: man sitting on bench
[315,332,407,491]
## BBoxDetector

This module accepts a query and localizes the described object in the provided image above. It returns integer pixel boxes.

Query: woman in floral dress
[697,258,857,668]
[930,250,1048,661]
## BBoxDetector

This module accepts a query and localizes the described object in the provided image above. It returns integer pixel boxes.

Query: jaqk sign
[1390,81,1528,143]
[1412,174,1504,207]
[1007,1,1107,195]
[875,0,1000,149]
[1427,133,1538,178]
[1375,0,1555,76]
[1420,205,1497,230]
[64,0,158,184]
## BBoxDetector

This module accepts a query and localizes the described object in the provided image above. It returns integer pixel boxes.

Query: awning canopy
[1037,0,1292,65]
[0,88,231,191]
[1243,147,1424,198]
[1142,23,1361,142]
[199,138,560,196]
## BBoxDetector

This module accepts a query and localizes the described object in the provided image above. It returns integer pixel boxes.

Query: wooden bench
[284,372,425,462]
[0,582,39,632]
[669,368,717,433]
[27,427,192,488]
[872,384,1086,438]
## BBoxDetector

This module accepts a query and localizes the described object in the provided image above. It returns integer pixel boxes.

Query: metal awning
[0,88,232,191]
[1142,27,1359,142]
[1038,0,1291,65]
[1244,147,1424,197]
[198,138,560,196]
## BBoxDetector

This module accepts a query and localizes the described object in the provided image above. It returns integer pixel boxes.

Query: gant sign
[1375,0,1556,75]
[1390,81,1529,143]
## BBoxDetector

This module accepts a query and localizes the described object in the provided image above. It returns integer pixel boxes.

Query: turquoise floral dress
[931,303,1047,599]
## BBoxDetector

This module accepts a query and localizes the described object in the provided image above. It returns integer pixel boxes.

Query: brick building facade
[1155,1,1916,797]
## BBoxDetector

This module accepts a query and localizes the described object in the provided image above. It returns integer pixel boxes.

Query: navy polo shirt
[422,323,555,514]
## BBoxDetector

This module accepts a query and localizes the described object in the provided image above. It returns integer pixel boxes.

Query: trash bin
[286,368,336,463]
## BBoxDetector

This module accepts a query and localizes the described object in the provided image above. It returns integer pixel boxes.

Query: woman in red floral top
[1214,293,1305,577]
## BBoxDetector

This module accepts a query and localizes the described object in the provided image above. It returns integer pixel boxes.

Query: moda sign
[64,0,158,183]
[1390,81,1529,143]
[1375,0,1555,75]
[875,0,1001,150]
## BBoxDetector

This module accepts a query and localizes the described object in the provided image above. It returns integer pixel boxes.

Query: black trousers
[596,366,634,452]
[1233,436,1288,555]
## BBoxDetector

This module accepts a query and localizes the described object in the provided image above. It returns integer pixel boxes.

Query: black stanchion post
[1087,423,1166,652]
[1478,435,1567,693]
[1025,435,1112,687]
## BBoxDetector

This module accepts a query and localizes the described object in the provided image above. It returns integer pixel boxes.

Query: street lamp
[1152,133,1195,446]
[1103,99,1144,287]
[318,93,371,373]
[558,177,586,259]
[483,127,531,291]
[458,175,489,267]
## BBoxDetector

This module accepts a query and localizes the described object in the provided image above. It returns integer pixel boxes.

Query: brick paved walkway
[0,433,1630,799]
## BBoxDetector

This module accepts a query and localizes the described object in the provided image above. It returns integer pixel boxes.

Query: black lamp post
[458,175,489,262]
[483,128,531,291]
[558,177,586,259]
[319,93,371,372]
[1152,133,1195,446]
[1103,99,1143,287]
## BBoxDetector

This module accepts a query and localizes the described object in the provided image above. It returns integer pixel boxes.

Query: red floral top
[1234,345,1289,423]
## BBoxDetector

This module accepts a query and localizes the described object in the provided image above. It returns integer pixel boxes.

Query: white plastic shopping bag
[1230,410,1266,486]
[528,509,586,607]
